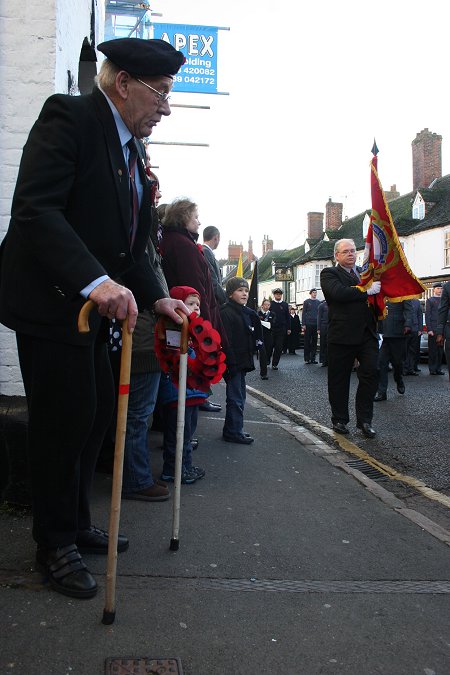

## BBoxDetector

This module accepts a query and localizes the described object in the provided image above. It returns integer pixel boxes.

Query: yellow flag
[236,252,243,277]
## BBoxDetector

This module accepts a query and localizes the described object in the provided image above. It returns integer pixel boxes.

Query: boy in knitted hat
[159,286,208,483]
[220,277,256,444]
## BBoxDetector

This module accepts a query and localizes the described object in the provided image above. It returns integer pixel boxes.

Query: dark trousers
[327,332,378,425]
[404,332,421,373]
[377,337,406,394]
[16,333,115,548]
[304,326,318,362]
[262,330,273,367]
[224,371,247,436]
[319,330,328,365]
[428,334,443,373]
[270,330,286,367]
[258,344,269,377]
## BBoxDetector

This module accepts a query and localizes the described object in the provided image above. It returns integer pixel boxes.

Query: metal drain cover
[105,657,183,674]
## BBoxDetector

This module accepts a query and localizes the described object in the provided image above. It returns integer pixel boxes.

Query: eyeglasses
[135,78,171,103]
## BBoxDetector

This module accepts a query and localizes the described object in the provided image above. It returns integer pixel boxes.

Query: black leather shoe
[357,422,376,438]
[191,438,199,450]
[36,544,97,599]
[436,370,445,375]
[199,400,222,412]
[332,422,349,435]
[396,380,405,394]
[374,392,387,401]
[76,526,129,555]
[222,434,254,445]
[261,375,269,380]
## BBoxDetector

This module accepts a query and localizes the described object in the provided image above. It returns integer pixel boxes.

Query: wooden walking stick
[167,311,189,551]
[78,300,132,625]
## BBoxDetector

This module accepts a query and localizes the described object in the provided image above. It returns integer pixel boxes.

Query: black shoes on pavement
[36,544,98,599]
[199,400,222,412]
[37,526,130,599]
[357,422,377,438]
[332,422,349,435]
[396,380,405,394]
[332,421,376,437]
[76,525,129,554]
[223,433,254,445]
[374,392,387,402]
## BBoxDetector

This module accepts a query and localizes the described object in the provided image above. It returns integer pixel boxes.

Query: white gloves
[366,281,381,296]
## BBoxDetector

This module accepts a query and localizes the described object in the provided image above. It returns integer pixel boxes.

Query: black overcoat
[0,87,166,344]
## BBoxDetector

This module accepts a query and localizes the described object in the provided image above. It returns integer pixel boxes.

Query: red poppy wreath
[154,314,226,392]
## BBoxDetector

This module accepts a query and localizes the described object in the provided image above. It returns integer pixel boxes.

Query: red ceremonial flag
[359,143,426,319]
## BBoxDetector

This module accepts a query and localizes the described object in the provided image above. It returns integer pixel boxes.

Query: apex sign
[152,23,219,94]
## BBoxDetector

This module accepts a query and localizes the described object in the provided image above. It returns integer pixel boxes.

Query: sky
[147,0,450,260]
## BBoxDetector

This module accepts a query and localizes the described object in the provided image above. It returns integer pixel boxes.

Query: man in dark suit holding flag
[321,238,381,438]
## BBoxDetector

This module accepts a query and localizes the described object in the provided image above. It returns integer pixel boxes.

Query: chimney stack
[385,184,400,202]
[248,236,254,261]
[325,198,343,231]
[228,241,243,261]
[262,235,273,255]
[307,212,324,239]
[412,128,442,191]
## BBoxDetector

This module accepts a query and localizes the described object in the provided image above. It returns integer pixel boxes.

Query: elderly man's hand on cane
[154,297,190,322]
[89,279,138,331]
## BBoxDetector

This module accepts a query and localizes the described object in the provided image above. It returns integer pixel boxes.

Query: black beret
[97,38,185,78]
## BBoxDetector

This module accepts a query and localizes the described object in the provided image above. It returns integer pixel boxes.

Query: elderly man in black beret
[0,38,189,599]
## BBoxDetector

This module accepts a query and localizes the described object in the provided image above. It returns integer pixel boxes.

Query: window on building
[412,193,425,220]
[445,230,450,268]
[315,263,327,288]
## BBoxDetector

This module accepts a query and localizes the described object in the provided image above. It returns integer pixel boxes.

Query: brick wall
[0,0,102,395]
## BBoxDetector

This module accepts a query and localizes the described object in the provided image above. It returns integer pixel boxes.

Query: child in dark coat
[220,277,256,445]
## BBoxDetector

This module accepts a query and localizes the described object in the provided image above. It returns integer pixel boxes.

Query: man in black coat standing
[374,300,412,401]
[269,288,291,370]
[426,282,445,375]
[202,225,227,305]
[302,288,320,363]
[0,38,189,599]
[320,238,382,438]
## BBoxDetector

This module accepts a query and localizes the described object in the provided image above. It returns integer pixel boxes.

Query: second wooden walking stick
[169,311,189,551]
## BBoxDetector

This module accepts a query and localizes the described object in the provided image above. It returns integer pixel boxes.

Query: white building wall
[0,0,102,395]
[402,228,448,281]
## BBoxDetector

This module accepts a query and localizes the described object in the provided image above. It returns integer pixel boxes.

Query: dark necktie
[127,138,139,248]
[349,268,359,282]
